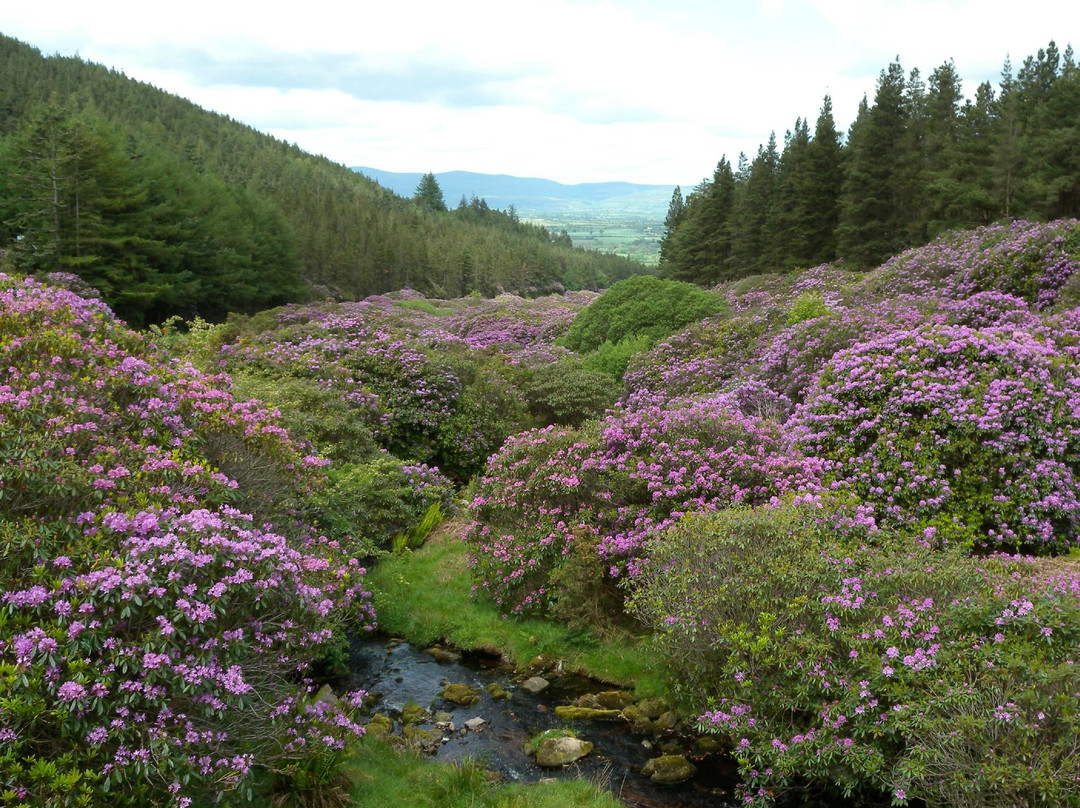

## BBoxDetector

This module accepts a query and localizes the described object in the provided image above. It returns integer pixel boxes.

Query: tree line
[0,34,644,325]
[661,41,1080,283]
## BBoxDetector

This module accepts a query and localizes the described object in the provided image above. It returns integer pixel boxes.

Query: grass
[366,517,667,697]
[345,738,623,808]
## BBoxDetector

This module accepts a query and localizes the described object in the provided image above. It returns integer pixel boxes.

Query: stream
[345,637,740,808]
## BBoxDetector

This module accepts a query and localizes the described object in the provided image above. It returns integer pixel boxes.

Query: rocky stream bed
[344,638,742,807]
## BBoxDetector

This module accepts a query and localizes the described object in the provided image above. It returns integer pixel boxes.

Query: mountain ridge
[352,166,678,217]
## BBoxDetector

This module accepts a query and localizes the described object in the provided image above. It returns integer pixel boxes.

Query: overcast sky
[2,1,1076,186]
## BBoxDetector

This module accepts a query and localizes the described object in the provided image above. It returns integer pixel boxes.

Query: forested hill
[0,34,643,325]
[660,41,1080,285]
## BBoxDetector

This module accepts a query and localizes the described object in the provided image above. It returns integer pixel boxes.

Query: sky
[2,0,1077,186]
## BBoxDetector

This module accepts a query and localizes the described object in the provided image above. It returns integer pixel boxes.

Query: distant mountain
[352,167,677,219]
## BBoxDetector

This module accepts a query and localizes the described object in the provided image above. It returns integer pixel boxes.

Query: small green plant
[391,503,446,555]
[785,290,830,324]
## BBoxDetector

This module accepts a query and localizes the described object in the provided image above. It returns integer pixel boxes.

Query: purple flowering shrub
[630,505,1080,808]
[870,219,1080,310]
[220,296,547,479]
[0,274,374,806]
[465,393,822,615]
[791,323,1080,553]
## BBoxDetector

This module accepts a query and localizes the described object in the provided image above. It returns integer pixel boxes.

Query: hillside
[0,34,645,324]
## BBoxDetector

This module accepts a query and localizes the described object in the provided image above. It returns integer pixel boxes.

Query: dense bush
[521,359,621,426]
[630,505,1080,808]
[791,323,1080,553]
[870,219,1080,310]
[307,454,455,556]
[559,275,726,354]
[0,274,374,806]
[465,393,821,615]
[218,296,575,480]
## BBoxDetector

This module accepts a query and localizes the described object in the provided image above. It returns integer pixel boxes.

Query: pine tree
[802,95,843,263]
[659,186,686,265]
[413,172,448,212]
[837,60,908,266]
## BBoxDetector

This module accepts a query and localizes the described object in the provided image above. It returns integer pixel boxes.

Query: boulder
[521,676,550,694]
[464,717,487,732]
[427,646,462,664]
[642,755,696,784]
[536,736,594,767]
[595,690,636,710]
[636,698,670,720]
[401,702,428,724]
[523,654,560,677]
[486,683,510,700]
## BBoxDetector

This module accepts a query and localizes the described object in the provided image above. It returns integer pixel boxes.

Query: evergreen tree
[802,95,843,263]
[769,118,811,269]
[659,185,686,265]
[413,171,448,212]
[731,133,779,274]
[837,60,908,266]
[662,159,736,284]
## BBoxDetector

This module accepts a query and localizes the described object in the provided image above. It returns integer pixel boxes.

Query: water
[346,638,740,807]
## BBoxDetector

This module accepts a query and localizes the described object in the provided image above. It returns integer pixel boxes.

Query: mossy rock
[427,646,462,664]
[403,725,444,752]
[523,654,560,676]
[440,683,481,706]
[656,710,680,731]
[554,706,623,721]
[595,690,635,709]
[694,735,725,754]
[636,697,670,720]
[642,755,696,784]
[365,712,393,738]
[536,737,594,767]
[621,705,656,733]
[486,683,510,701]
[401,702,429,724]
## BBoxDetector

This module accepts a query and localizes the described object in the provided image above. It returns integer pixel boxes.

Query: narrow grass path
[366,517,666,696]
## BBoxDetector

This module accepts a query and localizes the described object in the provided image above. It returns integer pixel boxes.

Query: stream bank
[346,637,739,808]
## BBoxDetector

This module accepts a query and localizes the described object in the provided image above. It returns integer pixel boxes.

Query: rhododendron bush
[0,275,374,806]
[465,393,822,615]
[464,220,1080,804]
[630,506,1080,808]
[216,292,594,479]
[791,322,1080,552]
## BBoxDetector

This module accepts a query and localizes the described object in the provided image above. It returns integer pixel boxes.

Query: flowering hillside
[462,220,1080,806]
[0,274,375,806]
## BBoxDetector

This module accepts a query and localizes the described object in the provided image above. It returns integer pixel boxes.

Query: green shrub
[580,333,654,381]
[630,504,1080,807]
[521,360,620,425]
[560,275,726,354]
[231,368,380,462]
[307,455,454,557]
[785,290,831,325]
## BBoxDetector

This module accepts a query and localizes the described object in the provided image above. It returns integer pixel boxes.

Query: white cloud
[2,0,1078,184]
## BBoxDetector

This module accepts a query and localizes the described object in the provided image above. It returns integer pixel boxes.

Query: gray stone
[642,755,696,784]
[521,676,550,694]
[464,717,487,731]
[536,736,594,767]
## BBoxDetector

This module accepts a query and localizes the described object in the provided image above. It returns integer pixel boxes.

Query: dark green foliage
[659,40,1080,283]
[521,359,620,426]
[560,275,726,354]
[0,34,644,319]
[305,455,454,556]
[413,172,448,212]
